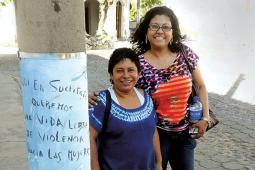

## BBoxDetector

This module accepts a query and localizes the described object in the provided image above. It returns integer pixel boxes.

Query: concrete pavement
[0,49,254,170]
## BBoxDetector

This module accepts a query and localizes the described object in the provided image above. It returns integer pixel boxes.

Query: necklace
[147,50,177,69]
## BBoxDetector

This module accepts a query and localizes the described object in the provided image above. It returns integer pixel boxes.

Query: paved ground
[0,49,254,170]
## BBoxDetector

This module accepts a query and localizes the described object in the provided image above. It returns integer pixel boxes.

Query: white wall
[104,3,117,39]
[166,0,255,104]
[0,4,16,46]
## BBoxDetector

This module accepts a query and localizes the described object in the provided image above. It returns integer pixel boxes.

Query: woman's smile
[120,79,133,86]
[111,58,139,92]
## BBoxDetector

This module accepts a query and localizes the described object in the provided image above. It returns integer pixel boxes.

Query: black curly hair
[108,48,140,75]
[130,6,186,54]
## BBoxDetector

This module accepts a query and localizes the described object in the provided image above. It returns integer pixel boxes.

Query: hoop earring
[145,35,148,44]
[169,38,173,45]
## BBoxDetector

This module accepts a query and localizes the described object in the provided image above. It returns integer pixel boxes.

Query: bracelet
[202,116,210,124]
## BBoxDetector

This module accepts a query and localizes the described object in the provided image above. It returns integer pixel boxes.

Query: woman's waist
[153,95,189,112]
[157,125,189,135]
[156,107,188,123]
[156,116,189,131]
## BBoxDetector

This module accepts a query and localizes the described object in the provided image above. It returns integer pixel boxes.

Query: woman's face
[147,15,173,49]
[111,58,139,93]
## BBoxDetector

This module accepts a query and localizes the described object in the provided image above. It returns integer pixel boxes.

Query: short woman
[89,48,162,170]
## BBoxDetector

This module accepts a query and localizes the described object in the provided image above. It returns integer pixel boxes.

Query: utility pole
[15,0,90,169]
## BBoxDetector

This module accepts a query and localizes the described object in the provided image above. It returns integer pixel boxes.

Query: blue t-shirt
[89,90,157,170]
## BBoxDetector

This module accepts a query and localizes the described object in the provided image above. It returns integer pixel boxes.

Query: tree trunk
[16,0,85,53]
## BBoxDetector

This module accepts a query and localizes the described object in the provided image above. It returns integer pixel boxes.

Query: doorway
[84,0,99,36]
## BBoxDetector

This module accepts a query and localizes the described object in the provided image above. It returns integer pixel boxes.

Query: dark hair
[108,48,140,75]
[131,6,186,54]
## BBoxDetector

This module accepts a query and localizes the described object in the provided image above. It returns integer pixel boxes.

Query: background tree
[129,0,161,21]
[141,0,161,16]
[0,0,13,7]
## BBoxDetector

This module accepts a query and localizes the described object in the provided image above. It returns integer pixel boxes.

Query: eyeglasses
[148,23,172,33]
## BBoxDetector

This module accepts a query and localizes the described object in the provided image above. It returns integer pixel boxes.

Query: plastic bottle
[189,96,203,134]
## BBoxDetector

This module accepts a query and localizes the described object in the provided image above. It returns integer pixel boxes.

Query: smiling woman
[110,59,139,99]
[108,50,140,101]
[147,15,173,50]
[89,48,162,170]
[130,6,210,170]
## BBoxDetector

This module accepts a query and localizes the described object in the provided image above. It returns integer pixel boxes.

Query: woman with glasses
[131,6,209,170]
[89,6,209,170]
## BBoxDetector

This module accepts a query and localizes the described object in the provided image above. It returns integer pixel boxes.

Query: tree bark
[15,0,85,52]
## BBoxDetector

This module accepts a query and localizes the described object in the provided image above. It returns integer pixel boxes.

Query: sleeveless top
[136,45,199,132]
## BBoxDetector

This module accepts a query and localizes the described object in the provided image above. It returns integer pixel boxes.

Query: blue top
[89,90,157,170]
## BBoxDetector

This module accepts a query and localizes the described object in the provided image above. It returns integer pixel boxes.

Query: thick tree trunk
[16,0,85,52]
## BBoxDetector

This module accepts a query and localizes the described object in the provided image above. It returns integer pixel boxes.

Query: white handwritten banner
[19,53,90,170]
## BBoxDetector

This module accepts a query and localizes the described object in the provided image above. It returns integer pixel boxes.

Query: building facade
[84,0,131,40]
[0,1,132,46]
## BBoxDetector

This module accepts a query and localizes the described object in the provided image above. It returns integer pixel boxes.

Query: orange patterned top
[136,44,199,131]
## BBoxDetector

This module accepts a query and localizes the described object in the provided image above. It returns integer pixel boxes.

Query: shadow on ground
[195,92,255,169]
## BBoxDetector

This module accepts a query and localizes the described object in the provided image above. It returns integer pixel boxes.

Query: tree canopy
[130,0,161,21]
[0,0,13,7]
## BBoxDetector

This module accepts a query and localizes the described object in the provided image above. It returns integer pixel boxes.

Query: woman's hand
[88,91,99,106]
[190,120,208,139]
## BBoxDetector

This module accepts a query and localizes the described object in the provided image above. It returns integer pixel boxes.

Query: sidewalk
[0,53,26,170]
[0,50,254,169]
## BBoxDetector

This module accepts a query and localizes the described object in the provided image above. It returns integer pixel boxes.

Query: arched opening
[84,0,99,36]
[85,2,89,34]
[116,1,122,39]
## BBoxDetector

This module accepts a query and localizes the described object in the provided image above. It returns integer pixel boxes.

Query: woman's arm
[153,128,162,170]
[90,125,100,170]
[191,66,209,138]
